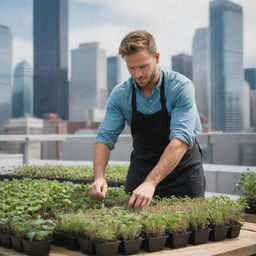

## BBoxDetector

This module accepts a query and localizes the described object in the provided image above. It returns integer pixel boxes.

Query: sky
[0,0,255,79]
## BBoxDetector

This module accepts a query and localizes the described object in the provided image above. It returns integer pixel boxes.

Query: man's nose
[134,68,142,78]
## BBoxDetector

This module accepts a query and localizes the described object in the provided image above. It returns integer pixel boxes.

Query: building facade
[209,0,243,132]
[69,42,107,122]
[0,25,12,133]
[250,90,256,129]
[192,27,209,125]
[245,68,256,90]
[171,53,192,80]
[33,0,68,120]
[107,56,122,96]
[12,60,33,118]
[2,116,43,159]
[241,81,250,130]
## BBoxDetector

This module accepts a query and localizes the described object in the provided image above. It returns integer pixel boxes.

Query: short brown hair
[118,30,157,57]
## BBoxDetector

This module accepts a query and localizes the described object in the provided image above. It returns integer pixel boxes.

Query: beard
[135,65,157,89]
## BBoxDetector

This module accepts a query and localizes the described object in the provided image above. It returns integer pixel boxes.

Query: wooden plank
[0,227,256,256]
[245,213,256,224]
[243,222,256,232]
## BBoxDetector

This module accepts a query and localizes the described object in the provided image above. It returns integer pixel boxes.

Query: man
[89,30,205,208]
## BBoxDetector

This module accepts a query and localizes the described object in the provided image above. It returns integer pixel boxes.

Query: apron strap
[160,73,166,108]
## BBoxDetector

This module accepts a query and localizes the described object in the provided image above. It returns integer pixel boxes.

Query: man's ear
[155,52,160,64]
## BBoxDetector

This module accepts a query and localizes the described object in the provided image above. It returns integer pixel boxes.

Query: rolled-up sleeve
[170,81,201,148]
[95,88,125,150]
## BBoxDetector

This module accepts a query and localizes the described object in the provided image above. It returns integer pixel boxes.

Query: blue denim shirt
[96,70,202,150]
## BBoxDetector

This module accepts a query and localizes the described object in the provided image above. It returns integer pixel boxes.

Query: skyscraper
[245,68,256,128]
[192,27,209,122]
[209,0,243,132]
[245,68,256,90]
[241,81,250,130]
[107,56,122,96]
[33,0,68,120]
[171,53,192,80]
[0,25,12,133]
[69,42,107,121]
[250,90,256,128]
[12,60,33,118]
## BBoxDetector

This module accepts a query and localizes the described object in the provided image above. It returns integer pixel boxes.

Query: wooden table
[1,222,256,256]
[245,213,256,224]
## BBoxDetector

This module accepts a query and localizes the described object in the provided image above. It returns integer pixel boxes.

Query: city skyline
[0,0,256,133]
[0,0,255,79]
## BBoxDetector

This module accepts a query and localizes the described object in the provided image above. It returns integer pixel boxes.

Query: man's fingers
[89,180,108,199]
[95,186,104,199]
[128,193,150,209]
[141,198,150,208]
[102,183,108,197]
[128,194,136,208]
[133,196,144,209]
[146,198,151,206]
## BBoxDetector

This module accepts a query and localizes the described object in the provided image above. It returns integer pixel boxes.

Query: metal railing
[0,133,256,165]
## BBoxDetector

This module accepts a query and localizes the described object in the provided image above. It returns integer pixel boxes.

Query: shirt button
[149,110,152,113]
[149,100,152,103]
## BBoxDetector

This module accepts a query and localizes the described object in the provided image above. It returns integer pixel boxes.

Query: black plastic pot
[166,231,191,249]
[22,239,52,256]
[94,240,121,256]
[119,237,143,255]
[227,223,242,239]
[142,235,168,252]
[52,233,64,246]
[63,234,79,251]
[189,228,211,245]
[209,225,230,241]
[11,235,23,252]
[78,237,95,255]
[0,233,12,248]
[245,202,256,214]
[0,174,23,181]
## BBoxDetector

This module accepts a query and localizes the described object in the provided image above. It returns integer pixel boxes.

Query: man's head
[118,30,157,57]
[118,30,160,89]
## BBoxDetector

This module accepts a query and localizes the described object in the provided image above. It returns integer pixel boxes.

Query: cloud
[12,37,33,69]
[69,0,209,71]
[72,0,255,70]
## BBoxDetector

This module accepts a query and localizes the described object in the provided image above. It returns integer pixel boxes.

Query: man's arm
[89,86,126,199]
[89,143,110,199]
[128,138,188,208]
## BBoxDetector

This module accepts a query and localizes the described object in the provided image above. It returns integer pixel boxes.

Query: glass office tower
[69,42,107,122]
[245,68,256,90]
[192,27,209,121]
[0,25,12,133]
[171,53,192,81]
[209,0,243,132]
[33,0,68,120]
[12,60,33,117]
[107,56,121,96]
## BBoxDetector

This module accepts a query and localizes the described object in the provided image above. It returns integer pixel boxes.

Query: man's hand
[89,178,108,200]
[128,182,156,209]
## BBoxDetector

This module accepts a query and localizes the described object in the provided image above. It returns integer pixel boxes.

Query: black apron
[125,73,206,198]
